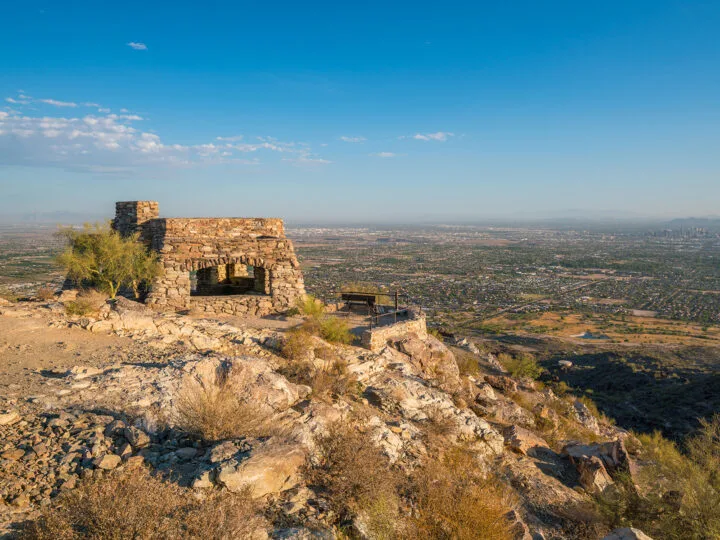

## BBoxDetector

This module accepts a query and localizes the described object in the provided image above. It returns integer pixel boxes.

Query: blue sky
[1,0,719,222]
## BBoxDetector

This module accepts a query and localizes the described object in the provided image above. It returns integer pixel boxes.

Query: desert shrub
[424,405,457,439]
[407,447,514,540]
[35,285,56,301]
[296,294,325,318]
[310,359,359,400]
[21,466,267,539]
[598,415,720,539]
[454,348,481,377]
[280,349,359,402]
[57,222,161,299]
[0,286,18,303]
[317,315,354,344]
[428,327,443,339]
[578,395,614,425]
[281,328,315,361]
[500,353,543,380]
[285,306,301,317]
[64,289,108,316]
[305,423,402,529]
[174,369,281,442]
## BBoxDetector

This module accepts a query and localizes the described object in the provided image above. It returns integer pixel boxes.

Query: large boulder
[182,356,310,414]
[576,455,614,493]
[364,372,503,455]
[563,439,637,494]
[503,425,549,456]
[216,442,306,498]
[392,334,460,390]
[484,375,518,394]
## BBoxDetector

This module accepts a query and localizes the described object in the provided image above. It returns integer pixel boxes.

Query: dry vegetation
[21,466,267,539]
[0,285,19,303]
[407,447,514,540]
[304,423,514,539]
[34,285,56,301]
[305,422,402,533]
[174,369,283,442]
[63,289,108,316]
[598,415,720,539]
[280,331,359,401]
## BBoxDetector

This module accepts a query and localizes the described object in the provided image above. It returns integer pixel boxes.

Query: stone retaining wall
[360,311,427,351]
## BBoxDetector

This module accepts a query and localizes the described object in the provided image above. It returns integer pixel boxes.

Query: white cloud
[339,136,366,143]
[127,42,148,50]
[372,152,397,158]
[410,131,454,142]
[38,98,78,108]
[98,108,111,113]
[0,98,329,172]
[6,97,29,105]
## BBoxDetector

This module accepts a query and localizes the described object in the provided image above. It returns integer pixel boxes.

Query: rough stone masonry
[112,201,306,317]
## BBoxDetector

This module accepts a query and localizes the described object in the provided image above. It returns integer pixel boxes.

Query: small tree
[57,222,161,299]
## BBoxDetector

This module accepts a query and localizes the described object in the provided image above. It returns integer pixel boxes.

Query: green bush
[57,222,161,299]
[500,353,543,380]
[296,294,325,318]
[317,316,354,344]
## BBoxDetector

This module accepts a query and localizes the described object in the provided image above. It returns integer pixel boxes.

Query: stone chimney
[113,201,159,237]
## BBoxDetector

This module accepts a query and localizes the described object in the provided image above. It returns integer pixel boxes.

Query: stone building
[112,201,305,317]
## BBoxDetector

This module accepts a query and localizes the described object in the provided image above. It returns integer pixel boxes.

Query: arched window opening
[190,263,269,296]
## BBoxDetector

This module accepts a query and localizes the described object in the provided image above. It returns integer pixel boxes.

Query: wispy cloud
[371,152,397,158]
[127,42,148,51]
[38,98,78,108]
[339,136,366,143]
[0,93,329,172]
[403,131,454,142]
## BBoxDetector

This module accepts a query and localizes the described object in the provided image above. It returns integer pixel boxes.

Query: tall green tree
[57,222,161,299]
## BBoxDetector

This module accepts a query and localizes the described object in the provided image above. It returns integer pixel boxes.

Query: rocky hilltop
[0,295,670,539]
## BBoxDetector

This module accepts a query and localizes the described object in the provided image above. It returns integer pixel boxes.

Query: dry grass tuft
[453,347,482,377]
[0,286,19,303]
[281,328,315,361]
[305,422,401,525]
[407,446,514,540]
[21,466,267,539]
[35,285,57,301]
[174,369,282,442]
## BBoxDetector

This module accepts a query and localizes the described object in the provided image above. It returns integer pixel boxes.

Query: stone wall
[360,310,427,352]
[113,201,159,238]
[112,202,305,317]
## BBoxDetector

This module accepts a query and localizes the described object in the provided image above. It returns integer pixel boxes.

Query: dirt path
[0,314,177,402]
